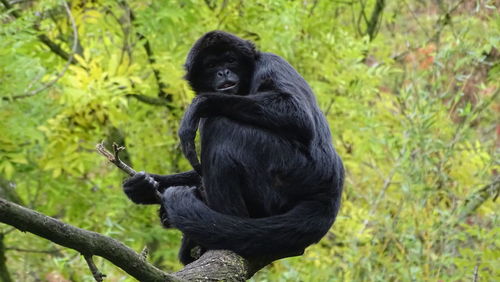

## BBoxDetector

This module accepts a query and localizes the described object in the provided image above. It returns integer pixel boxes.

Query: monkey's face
[193,50,252,95]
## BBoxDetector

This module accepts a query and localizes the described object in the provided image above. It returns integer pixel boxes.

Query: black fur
[123,170,201,205]
[123,31,344,264]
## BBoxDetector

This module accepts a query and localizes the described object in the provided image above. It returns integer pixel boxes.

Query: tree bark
[0,197,261,281]
[174,250,249,281]
[0,198,175,281]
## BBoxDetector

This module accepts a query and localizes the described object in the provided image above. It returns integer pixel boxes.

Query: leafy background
[0,0,498,281]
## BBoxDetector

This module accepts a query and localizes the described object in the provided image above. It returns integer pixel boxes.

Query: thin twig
[96,142,136,176]
[402,0,429,36]
[473,263,479,282]
[393,0,466,62]
[84,255,106,282]
[96,141,162,200]
[323,98,335,116]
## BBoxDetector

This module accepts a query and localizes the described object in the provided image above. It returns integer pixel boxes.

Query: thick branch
[0,195,266,281]
[0,137,271,281]
[174,250,249,281]
[0,198,176,282]
[37,33,72,62]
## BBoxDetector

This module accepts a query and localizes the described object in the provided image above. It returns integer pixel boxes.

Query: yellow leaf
[52,168,61,178]
[3,161,14,179]
[73,54,88,69]
[9,154,28,164]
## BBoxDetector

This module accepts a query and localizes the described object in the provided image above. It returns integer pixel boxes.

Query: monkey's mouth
[217,81,238,92]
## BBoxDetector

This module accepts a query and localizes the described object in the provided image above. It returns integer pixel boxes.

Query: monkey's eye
[207,62,216,68]
[227,58,235,63]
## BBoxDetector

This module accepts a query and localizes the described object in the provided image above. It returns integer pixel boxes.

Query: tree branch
[0,194,268,281]
[0,197,177,281]
[95,142,266,280]
[0,133,273,281]
[0,142,270,280]
[365,0,385,41]
[84,255,106,282]
[96,142,136,176]
[174,250,249,281]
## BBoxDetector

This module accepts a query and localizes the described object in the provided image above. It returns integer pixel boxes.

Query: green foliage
[0,0,498,281]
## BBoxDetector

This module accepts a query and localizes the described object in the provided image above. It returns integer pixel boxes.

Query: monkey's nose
[217,69,231,77]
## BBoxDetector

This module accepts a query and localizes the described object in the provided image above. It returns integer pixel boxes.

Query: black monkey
[123,31,344,264]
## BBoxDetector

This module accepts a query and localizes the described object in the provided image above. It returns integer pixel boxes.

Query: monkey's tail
[163,187,340,259]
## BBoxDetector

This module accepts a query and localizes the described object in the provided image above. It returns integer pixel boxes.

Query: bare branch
[0,198,176,281]
[84,255,106,282]
[0,138,273,281]
[96,142,136,176]
[366,0,385,41]
[473,263,479,282]
[1,194,272,280]
[96,142,164,199]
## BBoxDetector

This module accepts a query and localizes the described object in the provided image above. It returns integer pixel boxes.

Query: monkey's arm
[179,92,315,174]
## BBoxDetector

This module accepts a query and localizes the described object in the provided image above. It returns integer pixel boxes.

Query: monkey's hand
[123,171,160,204]
[158,205,171,228]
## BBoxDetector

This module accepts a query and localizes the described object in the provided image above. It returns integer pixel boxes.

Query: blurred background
[0,0,498,281]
